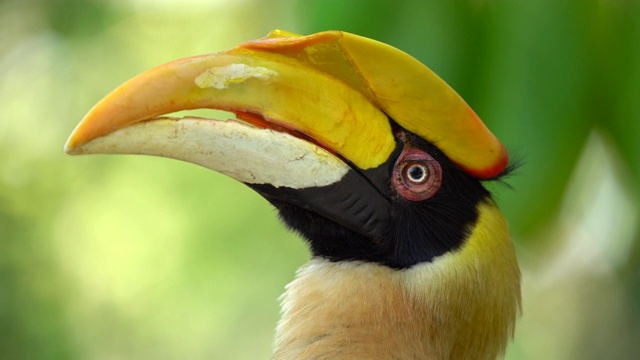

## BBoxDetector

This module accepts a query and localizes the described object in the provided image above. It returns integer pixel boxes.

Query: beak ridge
[65,30,508,178]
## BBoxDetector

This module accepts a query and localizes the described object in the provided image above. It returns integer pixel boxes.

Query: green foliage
[0,0,638,359]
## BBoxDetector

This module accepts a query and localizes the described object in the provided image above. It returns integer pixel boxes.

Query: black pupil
[408,165,425,182]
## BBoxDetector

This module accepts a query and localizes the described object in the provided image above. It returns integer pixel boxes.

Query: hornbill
[65,30,520,359]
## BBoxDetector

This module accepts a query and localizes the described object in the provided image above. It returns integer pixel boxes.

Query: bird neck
[271,200,520,360]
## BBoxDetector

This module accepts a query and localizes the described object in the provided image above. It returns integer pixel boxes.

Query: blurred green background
[1,0,639,359]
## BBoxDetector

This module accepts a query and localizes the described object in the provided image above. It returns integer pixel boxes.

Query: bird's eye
[404,163,428,184]
[393,148,442,201]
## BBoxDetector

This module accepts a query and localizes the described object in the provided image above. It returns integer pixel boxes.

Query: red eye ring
[393,148,442,201]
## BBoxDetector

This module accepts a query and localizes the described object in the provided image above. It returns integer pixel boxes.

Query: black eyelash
[482,154,525,190]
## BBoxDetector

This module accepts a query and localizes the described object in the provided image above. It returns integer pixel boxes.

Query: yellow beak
[65,30,507,178]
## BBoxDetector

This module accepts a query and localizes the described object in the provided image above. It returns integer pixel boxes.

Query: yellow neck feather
[272,200,521,360]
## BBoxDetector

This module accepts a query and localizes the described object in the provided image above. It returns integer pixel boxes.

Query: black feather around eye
[265,128,502,269]
[378,134,490,267]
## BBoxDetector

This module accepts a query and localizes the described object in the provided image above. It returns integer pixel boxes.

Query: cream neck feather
[272,200,521,360]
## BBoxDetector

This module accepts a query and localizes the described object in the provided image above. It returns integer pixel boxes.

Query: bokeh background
[1,0,639,359]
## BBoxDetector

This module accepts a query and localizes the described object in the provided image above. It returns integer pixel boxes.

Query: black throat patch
[252,132,492,269]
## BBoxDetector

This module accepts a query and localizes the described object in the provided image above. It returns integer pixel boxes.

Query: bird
[64,30,521,359]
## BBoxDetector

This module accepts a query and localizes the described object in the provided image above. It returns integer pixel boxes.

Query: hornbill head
[65,30,520,358]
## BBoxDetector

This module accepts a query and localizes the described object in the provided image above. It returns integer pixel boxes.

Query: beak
[64,30,507,239]
[64,31,397,171]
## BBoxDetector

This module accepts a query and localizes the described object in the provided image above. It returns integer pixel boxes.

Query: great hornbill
[65,30,520,359]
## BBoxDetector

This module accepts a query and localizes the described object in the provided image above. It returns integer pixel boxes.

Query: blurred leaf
[295,0,402,40]
[2,0,639,359]
[602,1,640,186]
[575,1,640,328]
[43,0,123,39]
[0,204,75,359]
[475,0,594,239]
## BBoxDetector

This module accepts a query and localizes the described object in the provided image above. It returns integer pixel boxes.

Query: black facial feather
[379,134,490,268]
[255,130,495,269]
